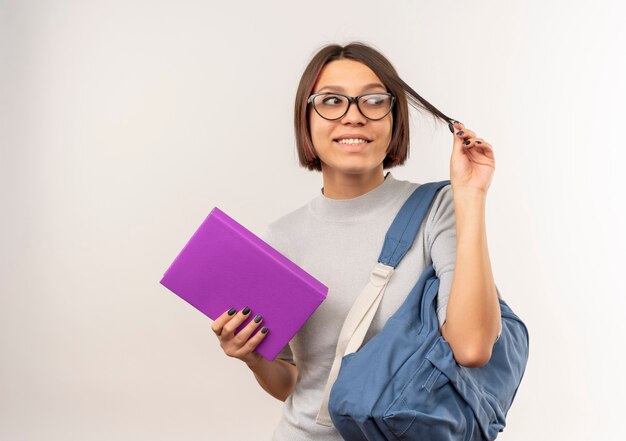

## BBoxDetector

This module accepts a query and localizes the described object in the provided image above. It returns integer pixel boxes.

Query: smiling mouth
[333,139,372,145]
[334,140,370,153]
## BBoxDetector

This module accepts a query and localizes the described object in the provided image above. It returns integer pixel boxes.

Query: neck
[321,166,386,200]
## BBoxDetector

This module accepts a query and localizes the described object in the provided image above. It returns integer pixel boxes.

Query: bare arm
[441,187,501,368]
[246,358,298,402]
[211,307,298,401]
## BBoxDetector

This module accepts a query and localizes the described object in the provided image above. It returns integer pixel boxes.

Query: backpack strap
[379,180,452,267]
[316,180,451,426]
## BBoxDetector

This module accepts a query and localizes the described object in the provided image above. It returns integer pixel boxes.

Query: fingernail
[453,120,460,124]
[456,131,464,136]
[227,308,237,316]
[448,123,454,133]
[464,140,471,145]
[242,306,251,315]
[261,327,268,334]
[254,314,263,323]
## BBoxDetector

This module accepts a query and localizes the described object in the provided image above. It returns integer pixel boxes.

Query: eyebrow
[317,82,387,93]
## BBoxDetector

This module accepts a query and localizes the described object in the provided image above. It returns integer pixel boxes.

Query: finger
[463,138,495,159]
[448,120,463,133]
[233,314,265,344]
[451,124,475,157]
[454,127,476,140]
[240,326,270,355]
[211,307,238,336]
[462,137,479,147]
[461,139,496,167]
[222,306,253,338]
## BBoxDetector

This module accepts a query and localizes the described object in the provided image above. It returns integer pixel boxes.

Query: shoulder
[394,176,454,226]
[429,183,455,217]
[260,201,311,249]
[425,183,456,247]
[377,175,454,242]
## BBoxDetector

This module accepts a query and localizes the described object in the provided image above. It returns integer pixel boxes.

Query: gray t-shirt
[261,171,501,441]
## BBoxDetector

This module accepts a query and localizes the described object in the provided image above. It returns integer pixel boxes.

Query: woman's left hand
[449,121,495,195]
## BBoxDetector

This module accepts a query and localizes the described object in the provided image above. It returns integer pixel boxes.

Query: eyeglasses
[307,92,396,121]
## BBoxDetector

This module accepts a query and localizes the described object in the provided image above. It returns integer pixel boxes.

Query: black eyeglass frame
[307,92,396,121]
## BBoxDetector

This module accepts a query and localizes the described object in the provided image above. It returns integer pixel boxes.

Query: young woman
[211,42,502,440]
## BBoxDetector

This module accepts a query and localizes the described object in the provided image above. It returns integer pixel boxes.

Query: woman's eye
[321,96,343,105]
[364,96,384,105]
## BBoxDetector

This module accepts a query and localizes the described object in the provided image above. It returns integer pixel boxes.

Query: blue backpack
[315,180,530,440]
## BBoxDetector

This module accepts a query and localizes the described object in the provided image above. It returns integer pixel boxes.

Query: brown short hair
[294,41,456,171]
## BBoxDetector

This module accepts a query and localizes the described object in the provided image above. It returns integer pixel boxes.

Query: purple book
[160,207,328,361]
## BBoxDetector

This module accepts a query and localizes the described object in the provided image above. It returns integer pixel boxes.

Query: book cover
[160,207,328,360]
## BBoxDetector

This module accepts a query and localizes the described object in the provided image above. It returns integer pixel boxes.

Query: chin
[323,161,378,175]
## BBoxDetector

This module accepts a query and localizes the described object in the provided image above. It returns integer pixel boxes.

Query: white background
[2,0,625,440]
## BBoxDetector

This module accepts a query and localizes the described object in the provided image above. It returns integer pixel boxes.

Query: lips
[335,141,370,153]
[333,134,372,142]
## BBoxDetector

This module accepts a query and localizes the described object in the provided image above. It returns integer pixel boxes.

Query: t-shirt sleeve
[426,184,502,343]
[276,342,295,365]
[260,225,296,364]
[426,184,457,331]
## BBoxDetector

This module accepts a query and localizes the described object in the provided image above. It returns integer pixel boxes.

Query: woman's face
[309,59,393,176]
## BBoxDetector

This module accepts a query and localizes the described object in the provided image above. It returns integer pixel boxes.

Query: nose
[340,98,367,125]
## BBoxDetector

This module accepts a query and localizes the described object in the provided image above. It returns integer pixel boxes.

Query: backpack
[315,180,530,440]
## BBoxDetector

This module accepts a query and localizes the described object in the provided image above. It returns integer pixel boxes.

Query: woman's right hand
[211,306,269,365]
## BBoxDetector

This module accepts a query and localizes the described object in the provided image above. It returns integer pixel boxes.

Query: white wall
[1,0,625,439]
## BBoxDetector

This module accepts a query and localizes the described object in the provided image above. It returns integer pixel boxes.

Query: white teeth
[336,138,370,144]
